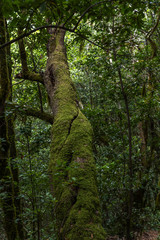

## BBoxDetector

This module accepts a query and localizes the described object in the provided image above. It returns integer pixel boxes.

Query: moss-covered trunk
[44,29,106,240]
[0,8,24,240]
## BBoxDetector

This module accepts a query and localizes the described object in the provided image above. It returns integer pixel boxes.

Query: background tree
[0,5,24,239]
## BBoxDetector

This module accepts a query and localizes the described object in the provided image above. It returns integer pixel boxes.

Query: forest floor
[138,231,159,240]
[107,231,159,240]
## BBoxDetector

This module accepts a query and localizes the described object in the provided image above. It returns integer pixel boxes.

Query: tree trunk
[7,27,24,239]
[0,8,24,240]
[44,29,106,240]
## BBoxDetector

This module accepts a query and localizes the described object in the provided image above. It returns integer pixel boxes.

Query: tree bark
[0,10,16,240]
[6,102,53,124]
[44,29,106,240]
[0,8,24,240]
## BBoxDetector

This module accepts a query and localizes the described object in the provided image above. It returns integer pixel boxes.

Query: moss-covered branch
[6,102,53,124]
[15,71,44,84]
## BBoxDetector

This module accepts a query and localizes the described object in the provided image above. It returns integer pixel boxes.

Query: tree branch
[73,0,107,31]
[6,102,53,124]
[146,11,160,39]
[0,25,105,50]
[16,28,44,85]
[15,72,44,84]
[146,10,160,58]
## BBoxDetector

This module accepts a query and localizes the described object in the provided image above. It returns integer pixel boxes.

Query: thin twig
[73,0,108,31]
[13,79,26,85]
[146,10,160,39]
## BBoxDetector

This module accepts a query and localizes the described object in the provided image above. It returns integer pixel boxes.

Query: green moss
[46,29,106,240]
[50,106,106,239]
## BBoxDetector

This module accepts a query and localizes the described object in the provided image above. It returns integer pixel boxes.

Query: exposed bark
[44,29,106,240]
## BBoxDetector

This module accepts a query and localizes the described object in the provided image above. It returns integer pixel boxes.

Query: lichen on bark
[44,28,106,240]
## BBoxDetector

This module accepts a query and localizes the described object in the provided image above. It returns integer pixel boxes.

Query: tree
[1,0,160,239]
[0,5,24,239]
[44,28,106,239]
[0,1,106,239]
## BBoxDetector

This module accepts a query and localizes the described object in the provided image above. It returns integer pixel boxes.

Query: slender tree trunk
[0,10,16,240]
[7,22,24,239]
[44,29,106,240]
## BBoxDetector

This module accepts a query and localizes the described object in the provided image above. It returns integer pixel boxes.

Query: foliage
[67,6,160,235]
[0,0,160,239]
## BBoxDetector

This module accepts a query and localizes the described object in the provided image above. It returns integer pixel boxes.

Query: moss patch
[46,29,106,240]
